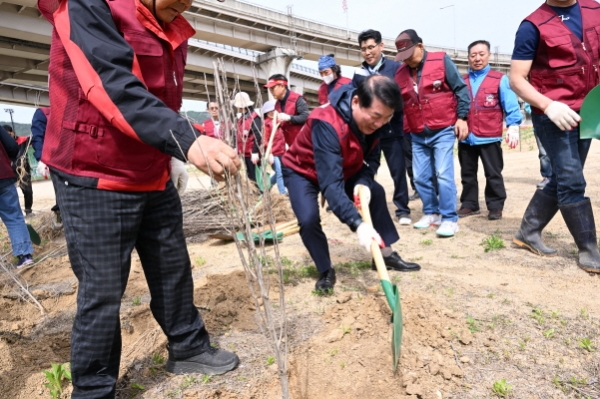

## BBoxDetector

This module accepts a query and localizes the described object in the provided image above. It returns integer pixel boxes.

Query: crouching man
[282,75,421,293]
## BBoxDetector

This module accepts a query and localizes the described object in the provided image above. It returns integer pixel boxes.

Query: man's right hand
[187,135,241,181]
[356,222,384,252]
[36,160,49,179]
[544,101,581,131]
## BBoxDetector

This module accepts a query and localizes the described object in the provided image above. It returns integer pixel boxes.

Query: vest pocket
[538,66,586,107]
[478,88,499,108]
[123,30,166,94]
[545,35,577,68]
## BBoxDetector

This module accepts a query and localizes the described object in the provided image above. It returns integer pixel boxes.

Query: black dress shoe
[372,251,421,272]
[487,209,503,220]
[315,268,336,291]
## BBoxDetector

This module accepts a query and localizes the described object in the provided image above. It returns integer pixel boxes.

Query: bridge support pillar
[256,47,302,96]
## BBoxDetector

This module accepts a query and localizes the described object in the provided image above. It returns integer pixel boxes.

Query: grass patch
[491,379,512,397]
[481,233,505,252]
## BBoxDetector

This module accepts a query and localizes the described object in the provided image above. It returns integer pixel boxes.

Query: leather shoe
[488,209,503,220]
[372,251,421,272]
[458,208,480,218]
[315,268,336,292]
[409,191,420,201]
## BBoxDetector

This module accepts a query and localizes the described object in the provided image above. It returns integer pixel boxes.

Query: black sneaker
[166,346,239,375]
[315,268,336,292]
[409,191,420,201]
[16,254,34,269]
[372,251,421,272]
[51,210,63,230]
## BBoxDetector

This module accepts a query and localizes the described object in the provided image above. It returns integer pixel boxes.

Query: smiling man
[37,0,240,397]
[282,75,421,294]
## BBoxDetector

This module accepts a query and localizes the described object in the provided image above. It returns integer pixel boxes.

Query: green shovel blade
[580,85,600,140]
[381,280,403,371]
[27,224,41,246]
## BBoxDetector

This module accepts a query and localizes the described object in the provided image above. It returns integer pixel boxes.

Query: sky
[0,0,545,123]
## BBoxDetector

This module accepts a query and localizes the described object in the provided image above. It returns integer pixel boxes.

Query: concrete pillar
[256,47,302,98]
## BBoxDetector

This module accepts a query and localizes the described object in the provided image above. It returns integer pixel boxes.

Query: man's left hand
[170,158,189,195]
[454,119,469,141]
[251,153,260,164]
[505,126,520,149]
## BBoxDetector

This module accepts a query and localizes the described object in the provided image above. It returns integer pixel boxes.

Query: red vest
[395,52,458,133]
[237,111,259,157]
[283,105,375,184]
[464,70,504,137]
[318,76,352,105]
[264,119,286,157]
[43,0,191,190]
[526,0,600,113]
[275,90,306,146]
[203,118,220,139]
[0,140,13,180]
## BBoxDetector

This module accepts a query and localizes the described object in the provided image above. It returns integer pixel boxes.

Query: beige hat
[231,92,254,108]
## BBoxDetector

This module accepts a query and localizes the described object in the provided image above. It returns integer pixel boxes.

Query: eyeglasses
[209,107,218,110]
[360,44,380,53]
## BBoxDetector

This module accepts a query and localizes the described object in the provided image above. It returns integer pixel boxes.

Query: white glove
[505,125,520,149]
[170,158,188,195]
[353,184,370,211]
[356,223,384,252]
[544,101,581,131]
[267,154,274,165]
[36,160,49,179]
[277,113,291,122]
[251,153,260,164]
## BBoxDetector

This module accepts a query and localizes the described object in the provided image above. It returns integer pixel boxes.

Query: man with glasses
[265,74,309,147]
[203,101,224,140]
[352,29,412,227]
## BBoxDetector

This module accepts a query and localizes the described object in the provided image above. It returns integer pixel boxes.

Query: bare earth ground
[0,128,599,399]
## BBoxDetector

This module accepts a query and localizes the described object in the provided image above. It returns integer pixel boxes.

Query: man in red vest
[458,40,522,221]
[317,54,352,105]
[283,75,421,293]
[203,101,224,140]
[394,29,470,238]
[38,0,241,397]
[264,74,309,147]
[510,0,600,273]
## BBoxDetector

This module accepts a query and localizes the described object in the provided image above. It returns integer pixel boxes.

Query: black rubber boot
[513,190,559,256]
[559,199,600,273]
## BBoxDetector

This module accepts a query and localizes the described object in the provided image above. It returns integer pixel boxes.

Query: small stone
[441,368,452,380]
[406,384,422,396]
[429,362,440,376]
[459,330,473,345]
[326,328,345,343]
[366,285,379,293]
[337,292,352,304]
[459,356,470,364]
[340,316,355,328]
[451,366,464,377]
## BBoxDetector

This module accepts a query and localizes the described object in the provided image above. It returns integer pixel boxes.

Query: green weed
[481,234,505,252]
[43,363,72,399]
[201,375,212,384]
[194,257,206,267]
[578,338,595,352]
[543,329,555,339]
[467,317,481,333]
[131,296,142,306]
[266,356,275,366]
[131,383,145,390]
[420,239,433,246]
[152,353,165,364]
[491,379,512,397]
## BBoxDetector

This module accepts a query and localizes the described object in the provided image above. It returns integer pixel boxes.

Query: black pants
[283,167,399,273]
[18,172,33,211]
[380,137,410,216]
[458,141,506,211]
[52,174,209,399]
[402,133,416,191]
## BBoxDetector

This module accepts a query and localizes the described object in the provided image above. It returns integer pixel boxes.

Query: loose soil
[1,129,599,399]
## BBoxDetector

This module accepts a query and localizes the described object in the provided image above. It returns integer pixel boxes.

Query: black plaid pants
[52,174,209,399]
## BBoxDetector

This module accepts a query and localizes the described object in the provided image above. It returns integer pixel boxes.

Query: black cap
[395,29,422,61]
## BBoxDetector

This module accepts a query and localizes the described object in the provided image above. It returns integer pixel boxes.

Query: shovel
[26,223,41,246]
[580,85,600,140]
[254,112,280,192]
[358,186,403,372]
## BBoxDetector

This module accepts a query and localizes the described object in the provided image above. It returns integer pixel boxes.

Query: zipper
[173,71,178,86]
[582,42,587,51]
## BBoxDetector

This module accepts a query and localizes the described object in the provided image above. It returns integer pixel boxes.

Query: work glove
[544,101,581,131]
[267,154,274,165]
[353,184,370,211]
[356,222,384,252]
[251,153,260,164]
[170,158,188,195]
[277,113,291,122]
[36,160,49,179]
[505,125,520,149]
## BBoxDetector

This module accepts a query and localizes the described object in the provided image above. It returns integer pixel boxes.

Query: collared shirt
[461,65,523,146]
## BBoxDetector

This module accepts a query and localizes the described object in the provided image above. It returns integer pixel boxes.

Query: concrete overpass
[0,0,513,108]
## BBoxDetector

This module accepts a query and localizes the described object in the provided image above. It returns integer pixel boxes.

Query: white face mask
[322,74,335,85]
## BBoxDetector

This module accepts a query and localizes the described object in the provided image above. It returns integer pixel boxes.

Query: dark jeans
[244,157,257,182]
[532,113,591,206]
[283,167,399,273]
[18,172,33,211]
[533,129,552,178]
[458,141,506,211]
[380,137,410,216]
[52,175,209,399]
[401,133,415,191]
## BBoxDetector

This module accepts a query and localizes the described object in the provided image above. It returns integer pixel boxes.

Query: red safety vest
[203,118,220,139]
[275,90,306,146]
[525,0,600,113]
[237,111,259,157]
[464,70,504,137]
[283,105,376,184]
[264,118,286,157]
[318,76,352,105]
[41,0,192,190]
[395,52,458,133]
[0,140,13,180]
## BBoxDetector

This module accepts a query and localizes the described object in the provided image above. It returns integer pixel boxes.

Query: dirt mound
[194,271,258,333]
[287,292,469,399]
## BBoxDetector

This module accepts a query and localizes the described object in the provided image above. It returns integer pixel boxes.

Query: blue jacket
[352,56,404,139]
[31,108,47,161]
[0,125,18,189]
[461,65,523,146]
